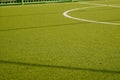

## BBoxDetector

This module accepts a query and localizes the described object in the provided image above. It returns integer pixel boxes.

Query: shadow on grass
[0,22,87,32]
[0,19,119,32]
[0,12,59,18]
[0,60,120,74]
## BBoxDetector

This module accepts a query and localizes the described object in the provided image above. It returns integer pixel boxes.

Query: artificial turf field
[0,0,120,80]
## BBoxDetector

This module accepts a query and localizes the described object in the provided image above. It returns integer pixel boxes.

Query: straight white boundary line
[78,2,120,8]
[63,2,120,26]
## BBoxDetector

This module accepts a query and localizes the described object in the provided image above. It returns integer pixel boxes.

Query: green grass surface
[0,0,120,80]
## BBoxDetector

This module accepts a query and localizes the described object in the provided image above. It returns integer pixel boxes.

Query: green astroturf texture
[0,0,120,80]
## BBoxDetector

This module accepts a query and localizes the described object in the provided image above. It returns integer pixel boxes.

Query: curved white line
[63,4,120,26]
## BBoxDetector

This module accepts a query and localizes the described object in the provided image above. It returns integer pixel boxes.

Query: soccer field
[0,0,120,80]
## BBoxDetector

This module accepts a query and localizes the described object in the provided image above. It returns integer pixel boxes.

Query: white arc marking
[63,3,120,26]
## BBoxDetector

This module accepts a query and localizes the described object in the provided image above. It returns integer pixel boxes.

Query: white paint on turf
[63,2,120,26]
[78,2,120,8]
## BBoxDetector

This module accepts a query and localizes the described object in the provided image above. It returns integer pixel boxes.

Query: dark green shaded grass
[0,0,120,80]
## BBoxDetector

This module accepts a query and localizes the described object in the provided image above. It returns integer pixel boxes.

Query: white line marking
[78,2,120,8]
[63,2,120,26]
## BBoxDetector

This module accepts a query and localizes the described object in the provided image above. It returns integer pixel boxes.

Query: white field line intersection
[63,2,120,26]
